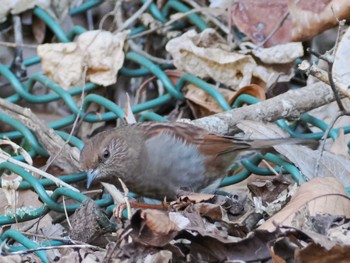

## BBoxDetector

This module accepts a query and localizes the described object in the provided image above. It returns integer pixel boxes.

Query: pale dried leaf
[38,42,82,89]
[238,120,350,186]
[276,144,350,186]
[260,177,350,231]
[124,93,137,124]
[308,100,350,131]
[253,63,296,84]
[166,29,256,89]
[144,250,172,263]
[38,30,128,89]
[78,30,128,86]
[1,173,21,212]
[237,120,289,139]
[58,249,80,263]
[101,182,125,205]
[0,139,32,165]
[0,0,50,22]
[209,0,234,8]
[0,254,24,263]
[252,42,304,64]
[168,212,190,229]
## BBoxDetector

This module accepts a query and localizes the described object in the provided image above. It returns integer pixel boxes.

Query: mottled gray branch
[187,82,334,134]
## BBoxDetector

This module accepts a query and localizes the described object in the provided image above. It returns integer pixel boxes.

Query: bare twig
[129,7,211,40]
[0,151,79,191]
[0,41,37,49]
[298,60,350,99]
[313,111,350,178]
[43,65,88,171]
[256,0,301,48]
[261,159,279,176]
[7,244,105,255]
[183,0,230,34]
[99,0,121,31]
[326,53,344,111]
[62,196,73,229]
[115,0,153,32]
[128,40,173,64]
[256,10,289,48]
[331,19,346,56]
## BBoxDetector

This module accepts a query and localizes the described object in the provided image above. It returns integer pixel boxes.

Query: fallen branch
[0,98,80,173]
[186,82,334,134]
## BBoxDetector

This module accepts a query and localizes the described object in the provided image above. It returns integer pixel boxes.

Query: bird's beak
[86,168,99,189]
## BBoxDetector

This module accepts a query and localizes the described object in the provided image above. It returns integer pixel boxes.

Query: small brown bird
[80,122,295,200]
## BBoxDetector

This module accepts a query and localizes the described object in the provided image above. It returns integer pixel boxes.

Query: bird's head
[80,130,130,188]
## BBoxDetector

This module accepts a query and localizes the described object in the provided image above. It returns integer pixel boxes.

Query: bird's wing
[134,122,252,156]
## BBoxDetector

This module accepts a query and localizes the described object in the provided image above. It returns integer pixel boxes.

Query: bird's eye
[102,149,110,159]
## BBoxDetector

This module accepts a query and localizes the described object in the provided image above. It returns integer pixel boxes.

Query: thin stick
[298,61,350,98]
[256,0,301,47]
[128,40,173,64]
[0,151,79,192]
[118,178,131,220]
[43,65,88,171]
[313,111,350,178]
[261,159,279,176]
[183,0,230,34]
[6,244,105,255]
[115,0,153,32]
[256,10,289,48]
[0,41,37,49]
[62,196,72,229]
[129,7,209,40]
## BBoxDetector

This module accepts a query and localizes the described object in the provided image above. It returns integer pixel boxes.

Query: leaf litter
[2,0,350,262]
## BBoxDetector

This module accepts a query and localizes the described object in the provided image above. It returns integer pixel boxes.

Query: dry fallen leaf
[295,243,350,263]
[259,177,350,231]
[184,84,236,118]
[166,29,257,89]
[275,144,350,186]
[232,0,350,47]
[167,29,301,89]
[124,93,137,124]
[144,250,172,263]
[130,209,180,247]
[237,120,350,186]
[252,42,303,64]
[248,174,291,203]
[38,30,128,89]
[0,0,50,22]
